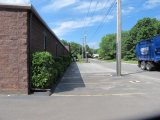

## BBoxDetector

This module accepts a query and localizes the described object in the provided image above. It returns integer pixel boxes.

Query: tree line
[98,17,160,60]
[61,40,96,58]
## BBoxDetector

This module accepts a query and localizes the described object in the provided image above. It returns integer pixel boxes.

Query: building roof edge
[0,3,68,52]
[0,3,31,9]
[30,5,68,51]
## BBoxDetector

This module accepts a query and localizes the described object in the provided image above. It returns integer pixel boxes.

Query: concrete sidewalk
[1,62,160,120]
[52,62,160,97]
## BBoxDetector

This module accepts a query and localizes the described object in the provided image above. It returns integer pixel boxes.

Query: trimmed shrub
[31,52,57,89]
[31,52,72,89]
[54,55,72,76]
[62,55,72,67]
[54,57,65,76]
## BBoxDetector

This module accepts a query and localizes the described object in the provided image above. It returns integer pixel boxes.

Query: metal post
[82,37,84,61]
[84,35,88,62]
[116,0,121,76]
[93,45,94,55]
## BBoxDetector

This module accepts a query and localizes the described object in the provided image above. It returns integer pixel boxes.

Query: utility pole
[84,35,88,62]
[79,46,81,54]
[93,45,94,55]
[82,37,84,61]
[116,0,122,76]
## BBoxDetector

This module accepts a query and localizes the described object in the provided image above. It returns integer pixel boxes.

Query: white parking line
[122,62,137,66]
[52,93,145,97]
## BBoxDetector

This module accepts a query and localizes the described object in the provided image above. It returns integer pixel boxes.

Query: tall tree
[98,34,116,60]
[70,42,82,55]
[61,40,69,46]
[99,17,160,60]
[125,17,160,60]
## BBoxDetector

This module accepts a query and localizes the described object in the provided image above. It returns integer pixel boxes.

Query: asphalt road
[0,59,160,120]
[90,59,160,81]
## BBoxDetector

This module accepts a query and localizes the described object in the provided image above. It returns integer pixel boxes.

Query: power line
[81,0,93,36]
[95,1,117,35]
[91,0,116,36]
[83,0,100,35]
[83,0,110,36]
[82,0,112,49]
[80,0,93,62]
[90,0,116,40]
[90,0,100,17]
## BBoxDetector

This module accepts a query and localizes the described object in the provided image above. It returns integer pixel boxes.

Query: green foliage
[31,52,72,89]
[62,55,72,68]
[31,52,57,89]
[124,17,160,60]
[61,40,96,58]
[54,57,65,76]
[99,17,160,60]
[70,42,82,55]
[61,40,69,46]
[99,34,116,60]
[54,55,71,76]
[77,54,82,61]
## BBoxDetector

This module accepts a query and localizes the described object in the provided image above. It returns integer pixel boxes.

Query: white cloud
[52,15,114,36]
[74,0,115,13]
[42,0,116,13]
[122,6,135,15]
[42,0,77,11]
[0,0,30,4]
[87,41,99,48]
[144,0,160,9]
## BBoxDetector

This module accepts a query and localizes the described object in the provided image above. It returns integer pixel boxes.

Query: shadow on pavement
[123,68,160,76]
[122,70,146,76]
[50,62,85,94]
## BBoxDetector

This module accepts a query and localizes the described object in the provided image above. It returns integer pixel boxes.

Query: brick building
[0,4,70,94]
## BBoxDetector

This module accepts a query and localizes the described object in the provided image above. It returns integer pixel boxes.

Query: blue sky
[0,0,160,48]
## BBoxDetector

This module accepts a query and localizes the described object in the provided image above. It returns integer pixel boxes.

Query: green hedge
[62,55,72,68]
[31,52,71,89]
[31,52,57,89]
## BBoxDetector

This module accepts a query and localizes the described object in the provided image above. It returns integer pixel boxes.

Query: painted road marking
[52,93,145,97]
[98,67,160,82]
[122,62,137,66]
[60,82,117,85]
[129,80,141,83]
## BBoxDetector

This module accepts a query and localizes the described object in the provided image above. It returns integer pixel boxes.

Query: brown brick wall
[0,6,70,94]
[30,13,69,57]
[0,8,29,94]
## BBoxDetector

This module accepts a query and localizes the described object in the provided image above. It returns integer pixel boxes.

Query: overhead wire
[80,0,117,49]
[90,0,117,40]
[96,1,116,34]
[81,0,93,37]
[83,0,100,35]
[83,0,111,36]
[81,0,110,47]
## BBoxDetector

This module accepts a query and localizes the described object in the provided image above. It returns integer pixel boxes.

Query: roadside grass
[99,58,137,64]
[122,60,137,64]
[77,54,84,63]
[77,59,90,63]
[104,59,116,62]
[77,60,85,63]
[77,54,90,63]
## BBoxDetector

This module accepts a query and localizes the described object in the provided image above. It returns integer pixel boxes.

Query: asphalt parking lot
[1,60,160,120]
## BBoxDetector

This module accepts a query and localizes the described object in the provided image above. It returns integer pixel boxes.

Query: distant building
[0,4,70,94]
[93,54,99,58]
